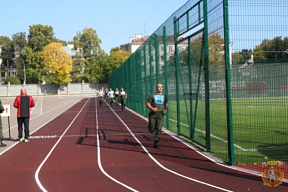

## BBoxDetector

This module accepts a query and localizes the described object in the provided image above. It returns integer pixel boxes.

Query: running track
[0,96,287,191]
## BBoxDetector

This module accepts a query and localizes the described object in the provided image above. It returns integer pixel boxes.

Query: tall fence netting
[109,0,288,176]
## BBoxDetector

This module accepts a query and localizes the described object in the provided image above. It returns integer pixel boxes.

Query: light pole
[23,62,26,85]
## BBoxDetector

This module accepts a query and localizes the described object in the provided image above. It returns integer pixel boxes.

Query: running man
[120,88,127,112]
[97,88,104,107]
[114,88,120,106]
[146,83,168,148]
[107,88,114,106]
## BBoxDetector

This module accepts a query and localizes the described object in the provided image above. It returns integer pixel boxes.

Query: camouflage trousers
[148,112,165,142]
[99,97,103,106]
[109,98,114,106]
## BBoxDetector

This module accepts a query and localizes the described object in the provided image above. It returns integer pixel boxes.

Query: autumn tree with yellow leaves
[42,42,73,86]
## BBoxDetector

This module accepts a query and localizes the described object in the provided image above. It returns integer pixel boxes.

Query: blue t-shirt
[147,93,167,112]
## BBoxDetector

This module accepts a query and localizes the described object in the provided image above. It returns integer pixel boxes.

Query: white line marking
[29,132,148,139]
[169,118,256,151]
[95,98,138,192]
[29,135,57,139]
[35,99,90,192]
[104,100,233,192]
[0,97,80,156]
[126,108,288,184]
[3,97,78,133]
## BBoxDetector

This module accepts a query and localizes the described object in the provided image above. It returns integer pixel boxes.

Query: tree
[21,24,57,83]
[22,46,45,74]
[110,47,121,53]
[0,36,11,45]
[95,50,109,82]
[75,49,109,83]
[4,76,20,84]
[70,51,86,83]
[109,48,131,68]
[73,27,102,58]
[42,42,73,85]
[253,36,288,62]
[104,48,131,80]
[25,68,40,84]
[232,49,253,64]
[0,37,14,77]
[12,32,27,53]
[208,32,225,66]
[27,24,56,52]
[12,32,27,82]
[72,27,103,83]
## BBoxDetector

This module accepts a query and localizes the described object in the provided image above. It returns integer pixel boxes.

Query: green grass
[131,97,288,164]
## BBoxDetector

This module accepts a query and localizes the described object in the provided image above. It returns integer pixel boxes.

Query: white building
[120,34,149,53]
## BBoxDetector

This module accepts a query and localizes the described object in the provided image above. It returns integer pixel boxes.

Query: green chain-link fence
[109,0,288,173]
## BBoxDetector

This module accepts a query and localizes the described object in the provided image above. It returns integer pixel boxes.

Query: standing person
[97,88,104,107]
[120,88,127,112]
[0,100,7,147]
[146,83,168,148]
[114,88,120,106]
[14,88,35,142]
[107,88,114,106]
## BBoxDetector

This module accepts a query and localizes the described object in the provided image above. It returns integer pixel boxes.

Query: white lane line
[3,97,79,133]
[95,98,138,192]
[105,100,233,192]
[28,132,149,139]
[0,98,81,156]
[168,118,255,152]
[126,107,288,184]
[31,96,40,115]
[35,99,90,192]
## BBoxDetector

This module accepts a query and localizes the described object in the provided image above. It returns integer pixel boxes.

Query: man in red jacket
[14,88,35,142]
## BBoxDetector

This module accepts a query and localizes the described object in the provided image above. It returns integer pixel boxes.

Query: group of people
[0,88,35,147]
[1,84,168,150]
[97,88,127,111]
[99,83,168,149]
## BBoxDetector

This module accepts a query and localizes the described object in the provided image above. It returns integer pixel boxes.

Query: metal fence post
[163,26,170,130]
[174,17,181,134]
[203,0,211,151]
[223,0,234,165]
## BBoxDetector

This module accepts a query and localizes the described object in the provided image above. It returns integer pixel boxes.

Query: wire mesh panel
[109,0,288,174]
[229,0,288,168]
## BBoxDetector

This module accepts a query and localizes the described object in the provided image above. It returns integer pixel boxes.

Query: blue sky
[1,0,188,53]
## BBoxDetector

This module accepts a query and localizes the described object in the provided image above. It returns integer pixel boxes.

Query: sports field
[0,95,287,191]
[163,97,288,163]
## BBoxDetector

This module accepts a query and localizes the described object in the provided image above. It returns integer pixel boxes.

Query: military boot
[0,140,7,147]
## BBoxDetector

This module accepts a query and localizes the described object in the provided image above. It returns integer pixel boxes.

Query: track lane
[113,103,288,192]
[93,100,233,192]
[0,96,287,191]
[0,98,86,192]
[0,95,88,155]
[38,98,130,191]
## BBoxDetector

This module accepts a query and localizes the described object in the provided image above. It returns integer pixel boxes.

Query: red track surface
[0,98,287,191]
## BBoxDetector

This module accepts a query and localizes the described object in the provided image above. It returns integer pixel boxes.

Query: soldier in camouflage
[0,100,7,147]
[146,83,168,148]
